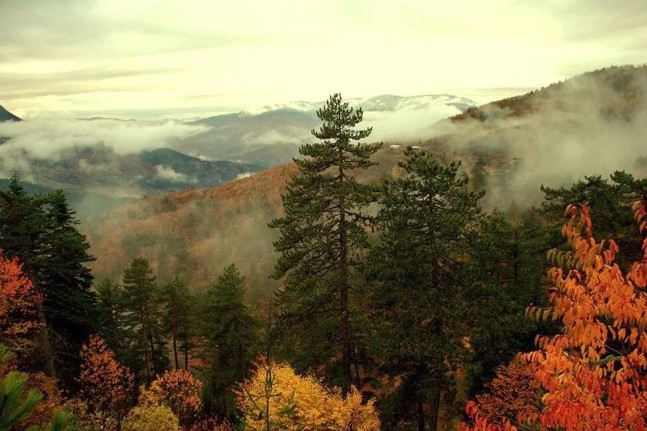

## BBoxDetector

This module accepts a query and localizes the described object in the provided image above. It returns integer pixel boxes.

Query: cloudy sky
[1,0,645,119]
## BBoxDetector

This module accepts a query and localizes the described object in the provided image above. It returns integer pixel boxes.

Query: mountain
[0,106,20,144]
[83,65,647,300]
[172,94,478,166]
[16,145,261,196]
[426,65,647,208]
[0,106,21,122]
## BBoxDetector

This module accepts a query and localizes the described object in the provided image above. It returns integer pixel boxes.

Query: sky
[1,0,646,119]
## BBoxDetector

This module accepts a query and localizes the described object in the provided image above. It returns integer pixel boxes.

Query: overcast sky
[1,0,645,119]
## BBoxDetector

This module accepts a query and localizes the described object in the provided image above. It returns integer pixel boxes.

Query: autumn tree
[139,369,202,427]
[78,335,134,429]
[0,252,41,362]
[122,405,179,431]
[540,171,647,268]
[367,148,483,431]
[463,201,647,430]
[237,361,380,431]
[200,264,259,420]
[121,257,166,383]
[270,93,380,393]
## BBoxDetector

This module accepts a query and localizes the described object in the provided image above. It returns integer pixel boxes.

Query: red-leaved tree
[79,335,134,429]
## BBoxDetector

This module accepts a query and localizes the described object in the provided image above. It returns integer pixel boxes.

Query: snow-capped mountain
[176,94,476,166]
[244,94,477,115]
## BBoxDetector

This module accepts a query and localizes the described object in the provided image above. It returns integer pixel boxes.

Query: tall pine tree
[269,93,380,393]
[120,257,166,383]
[200,264,258,420]
[367,148,483,431]
[161,276,194,370]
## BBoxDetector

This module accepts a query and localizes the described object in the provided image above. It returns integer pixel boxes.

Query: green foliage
[95,278,128,358]
[200,264,259,420]
[161,276,195,370]
[120,257,167,383]
[540,171,647,269]
[0,175,96,386]
[0,344,70,431]
[270,93,381,391]
[366,147,484,430]
[463,211,549,395]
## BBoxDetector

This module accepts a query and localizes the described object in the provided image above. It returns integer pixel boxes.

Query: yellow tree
[237,360,380,431]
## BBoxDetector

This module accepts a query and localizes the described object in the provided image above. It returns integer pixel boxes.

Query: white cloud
[0,118,209,158]
[155,165,192,182]
[1,0,644,118]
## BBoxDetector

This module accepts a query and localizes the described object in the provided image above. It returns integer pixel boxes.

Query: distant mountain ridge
[174,93,476,165]
[0,106,21,122]
[244,94,477,115]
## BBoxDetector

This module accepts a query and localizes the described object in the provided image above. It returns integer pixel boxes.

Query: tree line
[1,93,647,430]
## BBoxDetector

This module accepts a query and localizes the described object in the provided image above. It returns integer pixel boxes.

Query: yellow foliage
[237,362,380,431]
[122,405,179,431]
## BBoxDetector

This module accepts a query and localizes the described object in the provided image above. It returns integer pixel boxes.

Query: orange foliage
[463,202,647,430]
[0,252,41,350]
[79,335,134,425]
[464,356,541,430]
[139,369,202,426]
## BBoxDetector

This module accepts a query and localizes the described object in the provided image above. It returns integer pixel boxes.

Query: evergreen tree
[95,278,128,358]
[121,257,166,383]
[539,171,647,268]
[0,177,96,386]
[463,211,548,395]
[200,264,258,420]
[40,190,96,385]
[161,276,194,370]
[366,148,483,431]
[269,93,380,393]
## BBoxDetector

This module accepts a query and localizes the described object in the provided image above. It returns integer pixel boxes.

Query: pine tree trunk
[148,331,158,376]
[338,148,353,396]
[184,344,189,370]
[428,388,441,431]
[417,400,425,431]
[36,302,56,377]
[172,330,179,369]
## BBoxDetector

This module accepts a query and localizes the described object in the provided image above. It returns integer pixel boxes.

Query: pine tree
[0,177,96,385]
[40,190,96,385]
[95,278,128,358]
[367,148,483,431]
[200,264,258,420]
[269,93,380,393]
[161,276,194,370]
[121,257,166,383]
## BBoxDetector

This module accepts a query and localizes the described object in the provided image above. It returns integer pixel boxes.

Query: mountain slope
[83,66,647,299]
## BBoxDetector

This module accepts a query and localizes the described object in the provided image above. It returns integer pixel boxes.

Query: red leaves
[79,335,134,420]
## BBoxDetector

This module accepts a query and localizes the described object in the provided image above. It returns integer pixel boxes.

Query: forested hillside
[2,66,647,431]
